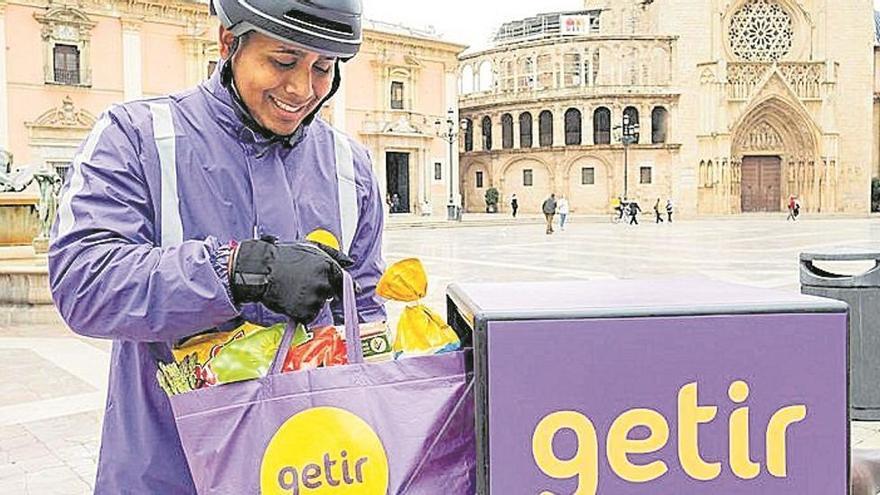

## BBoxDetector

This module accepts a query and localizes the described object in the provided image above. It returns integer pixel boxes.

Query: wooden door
[741,156,781,212]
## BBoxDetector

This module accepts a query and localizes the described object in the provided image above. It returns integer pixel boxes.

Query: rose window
[729,0,793,62]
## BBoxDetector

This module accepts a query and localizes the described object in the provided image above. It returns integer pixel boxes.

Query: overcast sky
[364,0,880,50]
[362,0,583,50]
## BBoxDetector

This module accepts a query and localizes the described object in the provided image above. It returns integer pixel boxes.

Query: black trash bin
[801,248,880,420]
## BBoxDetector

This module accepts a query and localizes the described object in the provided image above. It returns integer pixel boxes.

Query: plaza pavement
[1,213,879,493]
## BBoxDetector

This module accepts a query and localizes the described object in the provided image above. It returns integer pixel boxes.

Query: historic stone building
[459,0,875,215]
[0,1,466,219]
[0,0,218,179]
[325,20,467,217]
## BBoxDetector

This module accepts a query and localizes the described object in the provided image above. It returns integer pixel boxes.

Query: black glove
[229,237,353,324]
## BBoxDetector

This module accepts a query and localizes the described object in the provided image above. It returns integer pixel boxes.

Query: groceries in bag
[377,258,461,358]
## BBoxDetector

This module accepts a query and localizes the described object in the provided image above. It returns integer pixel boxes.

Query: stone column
[122,18,143,101]
[585,105,594,146]
[636,103,652,144]
[0,1,9,149]
[553,104,565,147]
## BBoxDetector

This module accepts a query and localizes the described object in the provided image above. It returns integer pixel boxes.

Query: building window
[464,119,473,152]
[523,169,533,187]
[640,166,653,184]
[390,81,404,110]
[623,106,640,142]
[476,171,484,188]
[501,113,514,149]
[581,167,595,185]
[481,116,493,151]
[519,112,533,148]
[36,7,96,87]
[652,107,669,144]
[593,107,611,144]
[537,54,554,89]
[729,0,793,62]
[565,108,582,145]
[563,52,582,87]
[517,56,535,90]
[53,45,80,85]
[539,110,553,147]
[434,162,443,181]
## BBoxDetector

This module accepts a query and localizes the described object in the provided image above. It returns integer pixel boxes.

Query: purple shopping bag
[169,272,476,494]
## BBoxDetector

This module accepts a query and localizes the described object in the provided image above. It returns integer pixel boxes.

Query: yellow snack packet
[171,321,265,367]
[377,258,460,358]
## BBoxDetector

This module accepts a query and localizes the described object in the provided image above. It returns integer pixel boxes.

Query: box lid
[447,277,847,323]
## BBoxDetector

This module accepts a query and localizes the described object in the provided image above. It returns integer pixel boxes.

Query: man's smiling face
[220,29,336,136]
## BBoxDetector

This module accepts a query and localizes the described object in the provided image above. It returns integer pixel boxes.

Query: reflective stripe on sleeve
[332,127,357,254]
[150,103,184,248]
[56,116,112,239]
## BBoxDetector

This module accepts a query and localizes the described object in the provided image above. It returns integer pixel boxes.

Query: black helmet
[212,0,362,59]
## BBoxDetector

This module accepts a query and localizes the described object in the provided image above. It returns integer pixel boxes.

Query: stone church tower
[458,0,874,215]
[669,0,874,214]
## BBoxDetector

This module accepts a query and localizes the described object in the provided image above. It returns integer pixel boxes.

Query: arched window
[652,107,668,144]
[461,65,474,94]
[539,110,553,147]
[563,52,582,87]
[519,112,533,148]
[564,108,582,145]
[478,61,493,92]
[464,119,473,152]
[593,107,611,145]
[481,116,492,151]
[501,113,514,149]
[623,106,640,143]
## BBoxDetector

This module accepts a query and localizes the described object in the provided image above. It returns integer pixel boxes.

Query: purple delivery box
[446,278,849,495]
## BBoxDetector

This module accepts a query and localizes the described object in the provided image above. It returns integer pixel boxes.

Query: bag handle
[270,271,363,375]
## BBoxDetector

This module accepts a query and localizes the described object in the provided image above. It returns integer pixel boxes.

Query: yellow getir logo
[261,407,389,495]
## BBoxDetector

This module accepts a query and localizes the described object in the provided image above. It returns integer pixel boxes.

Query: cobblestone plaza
[0,216,877,493]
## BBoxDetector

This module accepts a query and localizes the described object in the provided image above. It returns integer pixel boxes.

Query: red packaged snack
[282,326,348,372]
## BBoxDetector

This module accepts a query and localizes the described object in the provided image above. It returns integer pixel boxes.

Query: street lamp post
[435,108,466,221]
[613,114,640,199]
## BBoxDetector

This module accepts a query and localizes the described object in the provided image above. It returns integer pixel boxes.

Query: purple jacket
[48,66,386,493]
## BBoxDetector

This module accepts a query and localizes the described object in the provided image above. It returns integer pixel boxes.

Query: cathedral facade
[458,0,875,215]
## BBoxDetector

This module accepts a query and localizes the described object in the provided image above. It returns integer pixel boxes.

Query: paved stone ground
[1,215,879,493]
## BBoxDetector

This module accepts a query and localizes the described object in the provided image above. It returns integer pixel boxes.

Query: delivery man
[47,0,385,492]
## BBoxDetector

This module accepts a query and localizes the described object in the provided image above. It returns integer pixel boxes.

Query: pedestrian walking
[391,193,401,213]
[46,1,387,492]
[510,193,519,218]
[787,195,797,221]
[628,200,642,225]
[542,193,557,234]
[666,199,674,223]
[557,195,570,231]
[653,198,664,223]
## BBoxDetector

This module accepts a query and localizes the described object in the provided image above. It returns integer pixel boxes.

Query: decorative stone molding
[16,0,210,26]
[728,0,793,62]
[25,96,97,145]
[34,6,96,87]
[27,96,96,130]
[740,122,783,151]
[727,62,827,101]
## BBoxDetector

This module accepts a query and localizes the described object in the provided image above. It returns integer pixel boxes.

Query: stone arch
[499,156,554,212]
[564,154,614,213]
[462,159,491,212]
[731,92,820,162]
[730,89,822,211]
